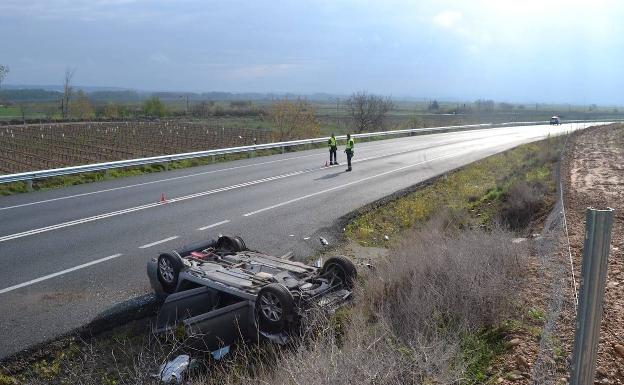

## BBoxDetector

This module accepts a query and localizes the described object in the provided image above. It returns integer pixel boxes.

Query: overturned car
[147,235,357,350]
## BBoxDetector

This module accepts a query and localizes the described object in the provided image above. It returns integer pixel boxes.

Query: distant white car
[550,116,561,125]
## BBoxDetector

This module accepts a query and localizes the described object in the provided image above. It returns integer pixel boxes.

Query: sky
[1,0,623,104]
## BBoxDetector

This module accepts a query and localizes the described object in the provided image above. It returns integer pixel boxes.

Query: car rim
[159,258,174,283]
[260,292,282,322]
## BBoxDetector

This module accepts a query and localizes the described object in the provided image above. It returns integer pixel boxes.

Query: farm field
[0,121,272,174]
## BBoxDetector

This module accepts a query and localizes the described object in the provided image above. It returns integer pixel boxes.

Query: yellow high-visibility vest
[328,137,337,147]
[346,138,354,150]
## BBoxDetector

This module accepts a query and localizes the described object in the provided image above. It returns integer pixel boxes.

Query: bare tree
[346,91,394,133]
[0,65,9,89]
[62,67,76,119]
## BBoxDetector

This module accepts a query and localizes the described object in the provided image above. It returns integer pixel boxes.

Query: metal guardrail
[0,119,618,184]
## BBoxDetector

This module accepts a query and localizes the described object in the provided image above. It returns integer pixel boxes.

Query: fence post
[570,207,614,385]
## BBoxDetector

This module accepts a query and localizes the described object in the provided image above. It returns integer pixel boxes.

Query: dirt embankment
[562,124,624,383]
[489,124,624,385]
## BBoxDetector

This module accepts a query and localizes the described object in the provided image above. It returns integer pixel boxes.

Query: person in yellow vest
[328,133,338,165]
[345,134,354,172]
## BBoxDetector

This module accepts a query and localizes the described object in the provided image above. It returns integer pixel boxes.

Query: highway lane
[0,122,599,358]
[0,128,513,236]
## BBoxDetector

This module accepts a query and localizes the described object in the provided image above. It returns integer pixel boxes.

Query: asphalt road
[0,122,602,358]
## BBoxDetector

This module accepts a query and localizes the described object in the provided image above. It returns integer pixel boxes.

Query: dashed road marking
[0,254,123,295]
[197,220,231,231]
[139,236,179,249]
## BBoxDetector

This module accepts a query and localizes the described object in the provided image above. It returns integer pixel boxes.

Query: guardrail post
[570,207,615,385]
[26,179,33,192]
[281,146,285,154]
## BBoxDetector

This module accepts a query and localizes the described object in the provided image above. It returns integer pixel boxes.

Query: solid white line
[243,152,461,217]
[0,254,123,295]
[197,220,231,231]
[139,236,179,249]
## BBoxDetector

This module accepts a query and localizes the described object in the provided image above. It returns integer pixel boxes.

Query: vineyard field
[0,121,273,174]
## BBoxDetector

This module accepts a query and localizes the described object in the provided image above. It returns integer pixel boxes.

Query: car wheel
[157,253,183,294]
[256,283,295,334]
[216,235,247,252]
[233,236,247,251]
[321,256,357,289]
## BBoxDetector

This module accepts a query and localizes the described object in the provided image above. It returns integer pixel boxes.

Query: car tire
[157,252,183,294]
[321,256,357,289]
[256,283,296,334]
[233,236,247,251]
[216,235,247,252]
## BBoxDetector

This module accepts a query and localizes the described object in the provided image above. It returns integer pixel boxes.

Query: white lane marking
[0,152,326,211]
[139,236,179,249]
[243,152,463,217]
[197,219,230,231]
[0,254,123,295]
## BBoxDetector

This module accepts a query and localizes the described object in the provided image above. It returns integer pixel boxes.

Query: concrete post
[570,207,614,385]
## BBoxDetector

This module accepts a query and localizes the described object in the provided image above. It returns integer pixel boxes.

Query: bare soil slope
[563,124,624,384]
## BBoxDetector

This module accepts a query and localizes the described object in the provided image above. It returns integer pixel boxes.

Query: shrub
[499,181,546,230]
[193,223,527,385]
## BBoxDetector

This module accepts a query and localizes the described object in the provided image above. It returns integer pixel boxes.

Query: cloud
[432,9,492,54]
[433,10,462,28]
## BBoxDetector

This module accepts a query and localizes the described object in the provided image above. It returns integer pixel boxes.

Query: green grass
[346,135,563,246]
[461,328,507,384]
[0,106,20,117]
[528,308,546,322]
